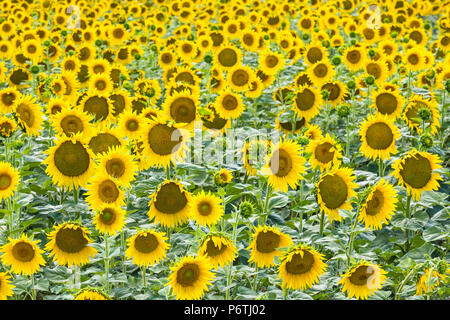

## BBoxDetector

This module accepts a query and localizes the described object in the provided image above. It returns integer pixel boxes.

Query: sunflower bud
[331,56,341,66]
[61,30,67,37]
[403,37,409,43]
[43,40,51,47]
[123,81,132,90]
[322,40,330,48]
[418,106,431,122]
[30,65,40,74]
[119,73,127,82]
[437,260,448,275]
[239,200,254,218]
[281,22,287,28]
[145,87,155,98]
[347,80,356,89]
[263,34,270,41]
[95,39,103,47]
[368,49,376,57]
[321,89,330,100]
[350,39,357,45]
[424,22,431,30]
[420,134,433,148]
[203,54,213,64]
[134,53,141,60]
[365,75,375,86]
[150,44,158,52]
[390,31,398,38]
[123,23,130,30]
[302,33,309,41]
[150,24,156,31]
[337,105,351,118]
[349,31,357,38]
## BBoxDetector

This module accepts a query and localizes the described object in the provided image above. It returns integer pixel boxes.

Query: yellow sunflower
[292,85,322,121]
[306,134,343,172]
[317,167,359,222]
[0,116,16,138]
[163,90,199,129]
[416,268,448,296]
[359,114,400,161]
[189,190,223,227]
[97,146,138,187]
[0,272,14,300]
[14,94,43,136]
[74,288,111,300]
[304,124,323,141]
[261,140,307,193]
[85,174,125,210]
[0,161,20,202]
[214,44,242,70]
[370,88,405,119]
[45,223,97,267]
[0,88,20,114]
[392,149,442,201]
[50,108,95,140]
[403,94,440,135]
[167,255,215,300]
[125,230,170,267]
[0,234,45,275]
[359,178,398,230]
[307,59,335,86]
[338,261,387,300]
[278,243,327,290]
[92,205,126,235]
[148,180,191,228]
[227,65,255,92]
[259,50,285,75]
[198,235,237,269]
[214,89,245,119]
[248,225,293,268]
[88,128,124,156]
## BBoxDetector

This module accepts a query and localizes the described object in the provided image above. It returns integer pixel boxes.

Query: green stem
[252,264,258,291]
[347,209,360,267]
[283,287,289,300]
[319,210,325,236]
[395,268,416,300]
[142,266,147,287]
[345,116,350,158]
[405,194,412,250]
[73,185,78,204]
[104,235,110,293]
[377,158,384,177]
[30,274,37,300]
[262,183,272,224]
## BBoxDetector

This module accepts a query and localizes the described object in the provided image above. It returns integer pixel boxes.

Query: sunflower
[304,124,323,141]
[403,94,440,135]
[45,223,97,267]
[93,205,126,235]
[189,190,223,227]
[0,272,14,300]
[177,40,197,62]
[307,59,335,86]
[0,161,20,202]
[74,288,111,300]
[306,134,343,171]
[0,116,16,138]
[125,229,169,267]
[338,261,387,300]
[248,225,293,268]
[278,243,327,290]
[201,104,230,133]
[416,268,448,296]
[87,58,112,75]
[79,92,113,123]
[13,94,43,137]
[261,140,307,193]
[21,39,42,64]
[259,50,285,75]
[109,25,128,46]
[88,128,124,156]
[110,90,132,118]
[167,255,215,300]
[275,112,306,135]
[317,167,358,222]
[0,88,20,114]
[214,44,242,70]
[392,149,442,201]
[359,178,398,230]
[198,235,237,269]
[370,88,405,119]
[227,65,254,92]
[50,108,94,140]
[292,85,322,121]
[303,41,327,66]
[320,81,347,107]
[163,90,198,129]
[140,119,189,169]
[0,234,45,275]
[359,114,400,161]
[148,180,191,228]
[97,146,138,187]
[240,29,259,51]
[61,56,81,74]
[85,174,125,210]
[89,73,114,96]
[364,59,388,85]
[8,67,31,89]
[214,89,245,119]
[214,168,233,186]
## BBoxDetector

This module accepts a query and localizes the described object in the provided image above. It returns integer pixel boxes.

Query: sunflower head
[126,229,170,267]
[198,234,237,269]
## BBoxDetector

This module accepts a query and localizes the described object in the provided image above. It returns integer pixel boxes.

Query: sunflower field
[0,0,449,302]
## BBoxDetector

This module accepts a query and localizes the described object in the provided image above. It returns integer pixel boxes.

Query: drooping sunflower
[214,168,233,186]
[201,104,230,133]
[97,146,138,187]
[338,261,387,300]
[364,59,388,85]
[74,288,111,300]
[0,272,14,300]
[45,223,97,267]
[50,108,95,140]
[359,178,398,230]
[307,59,335,86]
[359,114,400,161]
[189,190,223,227]
[125,229,170,267]
[392,149,442,201]
[198,235,237,269]
[167,255,215,300]
[292,85,322,121]
[93,205,126,235]
[148,180,191,228]
[0,234,45,275]
[214,89,245,119]
[403,94,440,135]
[261,140,307,193]
[306,134,343,171]
[140,119,189,169]
[0,161,20,202]
[85,174,125,210]
[275,111,306,135]
[248,225,293,268]
[317,167,359,222]
[370,88,405,119]
[163,90,198,129]
[79,92,113,123]
[13,94,43,136]
[416,268,448,296]
[43,134,96,189]
[278,243,327,290]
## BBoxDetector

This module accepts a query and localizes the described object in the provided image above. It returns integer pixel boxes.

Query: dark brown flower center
[256,230,281,253]
[365,122,394,150]
[147,124,183,156]
[365,189,384,216]
[285,251,314,274]
[55,227,88,253]
[12,241,35,262]
[154,182,188,214]
[349,265,375,286]
[318,174,348,209]
[54,141,90,177]
[295,88,316,111]
[176,263,200,287]
[375,93,398,115]
[134,233,159,253]
[270,148,293,177]
[399,154,432,189]
[314,142,335,164]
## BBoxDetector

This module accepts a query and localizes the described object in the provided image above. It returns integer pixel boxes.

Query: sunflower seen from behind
[0,234,46,275]
[392,149,442,201]
[278,243,327,290]
[338,261,387,300]
[198,235,237,269]
[167,255,215,300]
[248,225,293,268]
[46,222,97,267]
[148,180,191,228]
[189,190,223,227]
[126,229,170,267]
